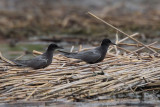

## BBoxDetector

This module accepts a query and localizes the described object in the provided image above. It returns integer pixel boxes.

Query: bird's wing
[12,55,48,69]
[28,54,49,68]
[28,57,48,69]
[75,49,101,63]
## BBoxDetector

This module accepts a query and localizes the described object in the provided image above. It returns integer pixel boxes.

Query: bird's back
[59,47,102,63]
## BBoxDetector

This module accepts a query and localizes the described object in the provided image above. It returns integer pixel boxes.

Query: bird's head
[101,39,116,46]
[47,44,63,51]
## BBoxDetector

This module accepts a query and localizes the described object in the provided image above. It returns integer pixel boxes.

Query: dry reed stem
[88,12,157,53]
[118,43,160,50]
[108,33,139,52]
[0,52,15,65]
[129,41,157,54]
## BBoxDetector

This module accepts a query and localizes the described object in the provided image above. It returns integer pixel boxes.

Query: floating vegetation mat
[0,46,160,102]
[0,13,160,103]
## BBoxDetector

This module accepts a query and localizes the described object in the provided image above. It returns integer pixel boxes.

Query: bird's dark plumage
[12,44,62,69]
[59,39,116,64]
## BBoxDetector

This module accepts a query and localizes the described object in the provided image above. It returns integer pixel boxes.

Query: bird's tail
[4,64,23,66]
[10,60,27,66]
[58,50,79,59]
[2,60,24,66]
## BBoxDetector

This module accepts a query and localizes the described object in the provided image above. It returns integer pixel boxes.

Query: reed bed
[0,12,160,103]
[0,43,160,102]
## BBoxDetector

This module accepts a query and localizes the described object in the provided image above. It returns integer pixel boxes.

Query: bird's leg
[91,67,97,76]
[97,66,105,75]
[72,59,82,63]
[92,66,105,75]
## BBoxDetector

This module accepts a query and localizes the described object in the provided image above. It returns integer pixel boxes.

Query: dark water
[0,41,65,59]
[0,100,160,107]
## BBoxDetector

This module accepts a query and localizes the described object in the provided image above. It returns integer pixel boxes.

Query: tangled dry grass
[0,13,160,103]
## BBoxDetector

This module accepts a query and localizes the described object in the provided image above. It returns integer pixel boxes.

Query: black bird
[12,44,63,69]
[59,39,116,64]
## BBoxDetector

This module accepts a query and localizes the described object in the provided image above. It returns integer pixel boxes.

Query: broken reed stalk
[114,31,119,54]
[108,33,139,52]
[118,43,160,50]
[15,53,25,60]
[118,33,139,43]
[88,12,157,53]
[33,50,42,55]
[0,52,15,65]
[116,46,132,53]
[129,41,158,54]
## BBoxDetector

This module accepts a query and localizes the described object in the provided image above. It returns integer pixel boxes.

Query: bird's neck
[46,49,55,58]
[100,44,109,53]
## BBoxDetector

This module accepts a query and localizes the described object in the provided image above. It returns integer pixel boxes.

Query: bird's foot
[97,70,105,75]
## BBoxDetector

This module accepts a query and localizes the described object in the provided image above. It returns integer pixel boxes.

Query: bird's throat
[46,50,54,58]
[101,45,109,52]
